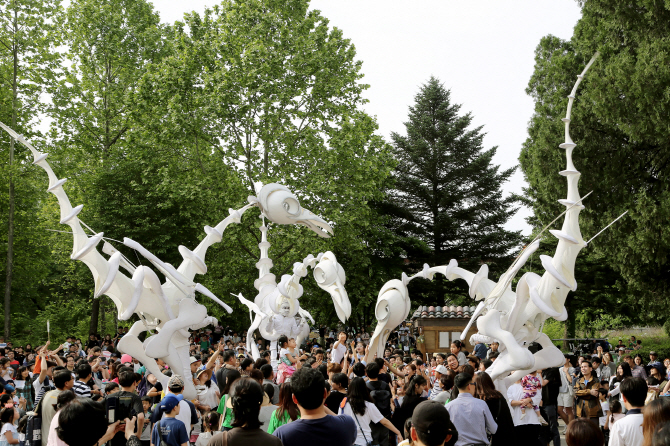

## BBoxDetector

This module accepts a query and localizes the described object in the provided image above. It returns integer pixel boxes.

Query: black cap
[411,400,454,446]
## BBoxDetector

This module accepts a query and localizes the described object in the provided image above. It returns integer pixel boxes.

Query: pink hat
[120,354,133,364]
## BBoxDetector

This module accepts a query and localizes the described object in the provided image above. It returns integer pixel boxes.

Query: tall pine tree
[389,77,521,304]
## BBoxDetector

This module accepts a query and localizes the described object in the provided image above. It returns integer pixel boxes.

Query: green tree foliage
[521,0,670,323]
[0,0,62,339]
[132,0,397,328]
[388,77,522,305]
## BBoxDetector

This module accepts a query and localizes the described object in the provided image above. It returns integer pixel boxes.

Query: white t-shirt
[196,385,219,410]
[599,401,609,427]
[1,423,17,444]
[340,400,383,446]
[331,343,347,365]
[507,383,542,426]
[609,412,643,446]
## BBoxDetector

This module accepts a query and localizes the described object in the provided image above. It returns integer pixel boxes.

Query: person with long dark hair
[391,375,428,437]
[217,369,241,431]
[609,362,633,409]
[340,377,402,445]
[267,382,300,434]
[474,372,514,446]
[207,378,282,446]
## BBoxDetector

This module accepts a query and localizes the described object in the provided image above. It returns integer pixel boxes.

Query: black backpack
[367,380,391,417]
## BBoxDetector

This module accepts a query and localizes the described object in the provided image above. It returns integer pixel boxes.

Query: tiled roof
[411,305,477,319]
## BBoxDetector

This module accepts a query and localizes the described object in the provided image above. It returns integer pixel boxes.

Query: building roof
[411,305,476,319]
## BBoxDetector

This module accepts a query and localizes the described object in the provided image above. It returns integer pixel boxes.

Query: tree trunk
[89,297,100,335]
[100,296,106,335]
[4,26,19,341]
[564,308,576,351]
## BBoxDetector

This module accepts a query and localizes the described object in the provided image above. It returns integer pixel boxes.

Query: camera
[106,394,137,424]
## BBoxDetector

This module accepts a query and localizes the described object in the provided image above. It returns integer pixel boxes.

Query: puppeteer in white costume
[233,184,351,373]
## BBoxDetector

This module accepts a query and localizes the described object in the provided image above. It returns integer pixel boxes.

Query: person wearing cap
[411,400,458,446]
[430,365,450,401]
[189,356,202,378]
[150,375,198,436]
[446,373,496,446]
[152,394,188,446]
[649,351,663,371]
[120,354,133,367]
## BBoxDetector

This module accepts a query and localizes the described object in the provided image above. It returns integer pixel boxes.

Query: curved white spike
[540,255,576,291]
[559,170,580,176]
[549,229,578,244]
[47,178,67,192]
[204,225,222,243]
[178,245,207,275]
[59,204,83,224]
[469,264,489,299]
[119,266,146,320]
[95,251,121,298]
[71,232,104,260]
[558,199,584,209]
[33,153,48,164]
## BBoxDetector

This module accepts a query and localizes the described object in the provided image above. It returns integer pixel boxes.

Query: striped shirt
[73,380,91,398]
[33,377,54,407]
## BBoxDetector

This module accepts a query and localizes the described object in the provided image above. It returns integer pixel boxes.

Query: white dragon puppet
[0,127,345,398]
[366,54,600,389]
[233,184,351,368]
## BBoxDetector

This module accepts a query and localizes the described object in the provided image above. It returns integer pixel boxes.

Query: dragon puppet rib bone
[364,54,600,387]
[0,122,256,399]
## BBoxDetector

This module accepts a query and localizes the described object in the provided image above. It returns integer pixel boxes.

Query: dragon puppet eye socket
[282,198,300,215]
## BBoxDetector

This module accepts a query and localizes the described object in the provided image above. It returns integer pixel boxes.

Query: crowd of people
[0,328,668,446]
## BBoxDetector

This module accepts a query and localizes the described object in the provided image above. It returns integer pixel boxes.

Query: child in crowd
[195,411,220,446]
[609,400,624,426]
[0,406,19,446]
[598,388,611,444]
[140,396,153,446]
[277,336,304,384]
[152,394,188,446]
[519,374,543,420]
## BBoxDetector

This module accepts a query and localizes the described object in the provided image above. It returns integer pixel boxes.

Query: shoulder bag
[349,401,379,446]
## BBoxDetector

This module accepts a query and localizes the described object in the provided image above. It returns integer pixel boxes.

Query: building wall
[415,318,479,357]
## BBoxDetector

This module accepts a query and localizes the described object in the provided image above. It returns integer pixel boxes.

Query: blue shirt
[152,417,188,446]
[446,392,498,446]
[273,414,356,446]
[474,343,487,360]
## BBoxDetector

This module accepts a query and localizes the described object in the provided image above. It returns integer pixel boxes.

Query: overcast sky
[153,0,583,235]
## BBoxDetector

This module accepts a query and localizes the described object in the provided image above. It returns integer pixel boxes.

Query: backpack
[136,376,149,398]
[367,381,391,417]
[25,387,49,446]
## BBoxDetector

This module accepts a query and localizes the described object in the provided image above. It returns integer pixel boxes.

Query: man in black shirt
[541,368,561,446]
[366,362,392,446]
[107,368,144,446]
